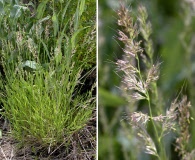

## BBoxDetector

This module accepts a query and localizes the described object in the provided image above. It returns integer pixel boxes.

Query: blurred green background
[98,0,195,159]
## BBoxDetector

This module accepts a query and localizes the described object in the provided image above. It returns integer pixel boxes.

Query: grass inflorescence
[116,1,195,160]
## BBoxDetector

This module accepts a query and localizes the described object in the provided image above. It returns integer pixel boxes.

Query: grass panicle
[116,2,194,160]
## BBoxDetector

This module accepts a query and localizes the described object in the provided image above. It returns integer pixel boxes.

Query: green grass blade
[79,0,85,16]
[71,26,90,49]
[36,0,49,19]
[61,0,72,21]
[52,12,59,37]
[40,39,51,60]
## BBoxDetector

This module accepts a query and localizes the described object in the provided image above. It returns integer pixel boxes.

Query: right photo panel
[98,0,195,160]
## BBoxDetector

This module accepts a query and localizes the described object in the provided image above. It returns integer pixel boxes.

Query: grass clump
[0,0,96,155]
[1,63,94,148]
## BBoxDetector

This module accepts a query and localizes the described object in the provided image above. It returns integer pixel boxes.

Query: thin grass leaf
[71,26,90,49]
[37,15,51,24]
[40,39,51,59]
[61,0,72,21]
[36,0,48,19]
[74,0,80,31]
[52,12,59,37]
[79,0,85,16]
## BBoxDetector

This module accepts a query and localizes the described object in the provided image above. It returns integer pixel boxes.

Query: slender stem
[147,94,159,142]
[136,55,166,159]
[148,89,167,160]
[136,56,143,82]
[136,55,157,137]
[147,94,166,160]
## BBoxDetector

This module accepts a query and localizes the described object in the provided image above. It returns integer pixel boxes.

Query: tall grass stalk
[116,2,194,160]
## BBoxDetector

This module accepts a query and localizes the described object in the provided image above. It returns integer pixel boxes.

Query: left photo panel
[0,0,96,159]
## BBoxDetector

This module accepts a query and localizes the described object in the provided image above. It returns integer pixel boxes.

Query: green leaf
[62,0,72,21]
[37,15,51,24]
[79,0,85,16]
[99,88,127,107]
[36,0,48,19]
[71,26,89,49]
[10,5,28,19]
[52,13,59,37]
[40,39,51,59]
[21,60,38,70]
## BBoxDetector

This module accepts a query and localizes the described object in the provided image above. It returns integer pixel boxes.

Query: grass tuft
[0,0,96,156]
